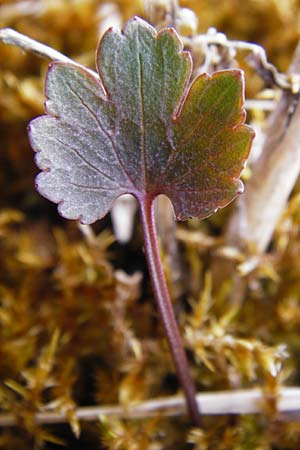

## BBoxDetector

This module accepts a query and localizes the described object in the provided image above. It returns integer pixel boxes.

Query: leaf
[28,17,254,224]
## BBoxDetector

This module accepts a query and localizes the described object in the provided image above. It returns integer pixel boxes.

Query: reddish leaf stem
[139,195,202,427]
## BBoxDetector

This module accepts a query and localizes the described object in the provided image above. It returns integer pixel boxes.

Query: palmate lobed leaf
[28,17,254,224]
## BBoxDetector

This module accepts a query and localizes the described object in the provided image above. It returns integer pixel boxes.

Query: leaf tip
[122,15,157,34]
[99,15,157,41]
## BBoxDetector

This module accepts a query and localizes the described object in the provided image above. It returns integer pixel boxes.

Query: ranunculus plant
[28,17,254,426]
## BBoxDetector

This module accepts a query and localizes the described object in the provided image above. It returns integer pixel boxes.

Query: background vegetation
[1,0,300,448]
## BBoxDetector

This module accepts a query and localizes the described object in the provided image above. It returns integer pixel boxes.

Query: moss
[1,0,300,448]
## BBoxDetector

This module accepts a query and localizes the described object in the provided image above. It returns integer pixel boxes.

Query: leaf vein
[69,181,125,192]
[137,48,146,187]
[169,186,233,194]
[161,127,242,186]
[53,136,118,184]
[65,82,136,190]
[157,82,237,184]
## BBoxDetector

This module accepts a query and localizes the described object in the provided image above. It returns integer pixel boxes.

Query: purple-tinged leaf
[28,16,255,427]
[28,16,254,224]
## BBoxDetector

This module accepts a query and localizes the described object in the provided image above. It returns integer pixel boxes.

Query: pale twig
[154,196,183,300]
[244,99,276,111]
[0,388,300,427]
[0,28,73,63]
[0,28,98,79]
[110,194,138,244]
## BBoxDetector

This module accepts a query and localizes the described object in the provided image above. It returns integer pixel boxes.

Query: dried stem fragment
[1,388,300,426]
[226,41,300,256]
